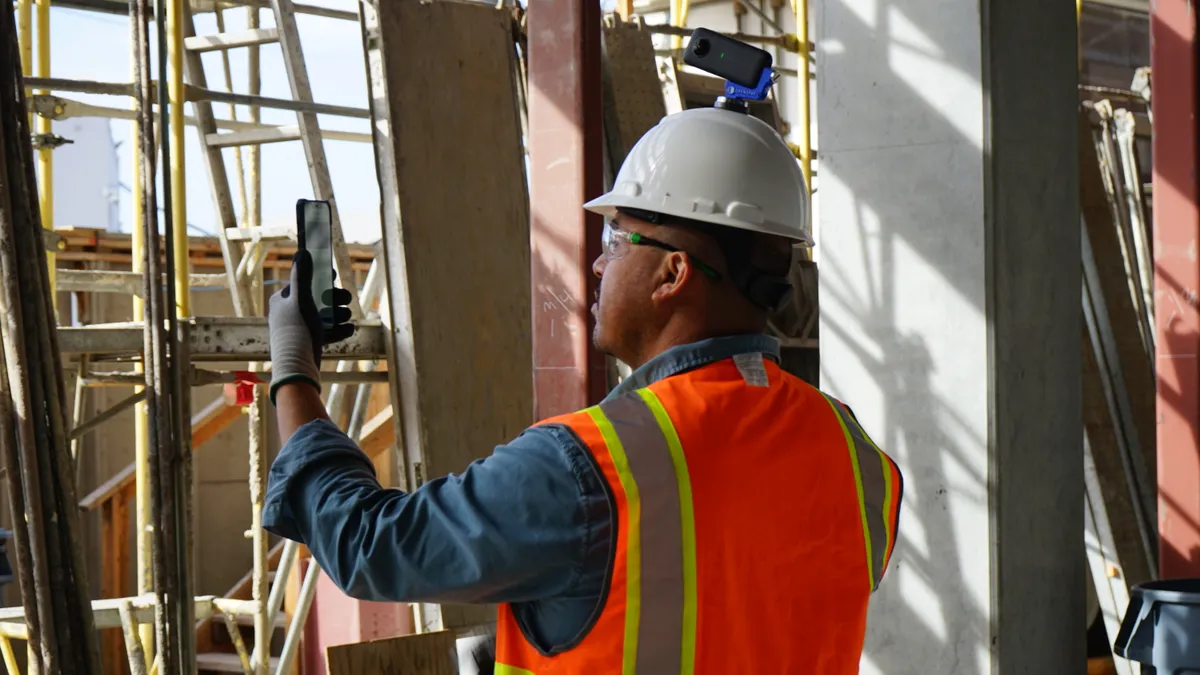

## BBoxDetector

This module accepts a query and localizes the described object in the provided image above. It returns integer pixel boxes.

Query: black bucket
[1115,579,1200,674]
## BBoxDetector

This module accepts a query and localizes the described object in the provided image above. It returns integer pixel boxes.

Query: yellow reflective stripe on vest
[589,391,698,675]
[495,665,537,675]
[845,407,899,569]
[821,394,896,591]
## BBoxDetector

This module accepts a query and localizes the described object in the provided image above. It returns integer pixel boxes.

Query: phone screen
[297,199,334,326]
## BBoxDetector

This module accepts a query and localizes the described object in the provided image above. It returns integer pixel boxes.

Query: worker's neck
[626,315,760,370]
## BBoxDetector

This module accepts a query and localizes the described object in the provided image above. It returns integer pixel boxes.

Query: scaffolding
[2,1,384,673]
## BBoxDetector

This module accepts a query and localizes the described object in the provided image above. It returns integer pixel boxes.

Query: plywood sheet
[325,630,456,675]
[371,0,532,482]
[601,19,666,168]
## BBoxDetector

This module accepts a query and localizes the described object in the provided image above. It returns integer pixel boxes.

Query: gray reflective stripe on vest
[599,393,686,674]
[824,394,892,591]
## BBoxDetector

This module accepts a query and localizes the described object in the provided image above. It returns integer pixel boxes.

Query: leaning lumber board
[361,0,531,636]
[364,0,532,485]
[325,630,457,675]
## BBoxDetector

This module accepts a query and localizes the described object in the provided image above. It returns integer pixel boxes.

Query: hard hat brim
[583,193,814,247]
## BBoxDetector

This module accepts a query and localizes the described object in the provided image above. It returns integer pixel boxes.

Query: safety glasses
[601,221,722,280]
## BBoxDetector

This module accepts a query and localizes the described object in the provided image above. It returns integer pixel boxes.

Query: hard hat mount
[683,28,778,113]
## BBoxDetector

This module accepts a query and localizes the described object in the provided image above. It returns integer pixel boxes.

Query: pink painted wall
[299,558,414,674]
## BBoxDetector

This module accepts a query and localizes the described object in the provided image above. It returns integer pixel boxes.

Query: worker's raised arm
[263,384,602,604]
[263,253,605,605]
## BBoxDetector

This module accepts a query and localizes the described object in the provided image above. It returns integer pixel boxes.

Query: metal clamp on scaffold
[683,27,779,112]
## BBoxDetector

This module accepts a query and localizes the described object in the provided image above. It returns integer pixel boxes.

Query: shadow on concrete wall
[816,0,993,672]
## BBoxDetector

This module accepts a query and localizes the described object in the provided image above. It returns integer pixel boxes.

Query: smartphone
[296,199,334,326]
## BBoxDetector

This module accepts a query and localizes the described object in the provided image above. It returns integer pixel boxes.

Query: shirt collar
[603,333,782,402]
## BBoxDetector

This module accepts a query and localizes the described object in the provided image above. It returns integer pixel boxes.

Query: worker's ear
[652,251,692,304]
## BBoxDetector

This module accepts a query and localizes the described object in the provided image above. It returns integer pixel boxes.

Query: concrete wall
[619,6,1083,669]
[814,0,1083,673]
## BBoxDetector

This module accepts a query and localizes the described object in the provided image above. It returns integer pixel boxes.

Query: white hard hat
[584,107,812,246]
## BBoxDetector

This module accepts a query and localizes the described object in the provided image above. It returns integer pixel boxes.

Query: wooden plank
[363,0,531,635]
[100,499,126,675]
[325,630,456,675]
[112,492,130,671]
[359,404,396,488]
[369,0,532,481]
[358,405,393,460]
[191,399,244,448]
[82,462,138,511]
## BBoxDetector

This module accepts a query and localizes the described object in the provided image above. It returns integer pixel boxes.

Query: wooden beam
[361,0,532,638]
[81,462,138,511]
[100,491,131,675]
[191,397,245,448]
[358,404,394,459]
[325,630,457,675]
[366,0,533,481]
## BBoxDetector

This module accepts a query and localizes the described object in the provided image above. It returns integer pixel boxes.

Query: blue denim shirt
[263,333,781,652]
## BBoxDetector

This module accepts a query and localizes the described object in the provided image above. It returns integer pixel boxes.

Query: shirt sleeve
[262,418,606,605]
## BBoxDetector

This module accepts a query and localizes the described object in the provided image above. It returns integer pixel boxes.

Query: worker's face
[590,216,673,363]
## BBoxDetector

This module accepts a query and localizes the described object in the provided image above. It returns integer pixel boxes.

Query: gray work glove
[267,250,355,405]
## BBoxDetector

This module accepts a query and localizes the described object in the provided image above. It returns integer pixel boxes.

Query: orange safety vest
[496,354,903,674]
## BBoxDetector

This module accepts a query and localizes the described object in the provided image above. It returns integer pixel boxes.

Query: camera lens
[692,38,710,57]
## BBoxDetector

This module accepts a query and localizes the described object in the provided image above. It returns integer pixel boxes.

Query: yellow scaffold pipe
[792,0,812,189]
[35,0,55,312]
[169,0,190,317]
[130,62,154,666]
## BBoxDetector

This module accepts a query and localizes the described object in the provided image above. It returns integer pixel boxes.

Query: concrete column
[814,1,1083,673]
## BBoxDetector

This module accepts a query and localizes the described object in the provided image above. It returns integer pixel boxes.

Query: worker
[263,105,904,674]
